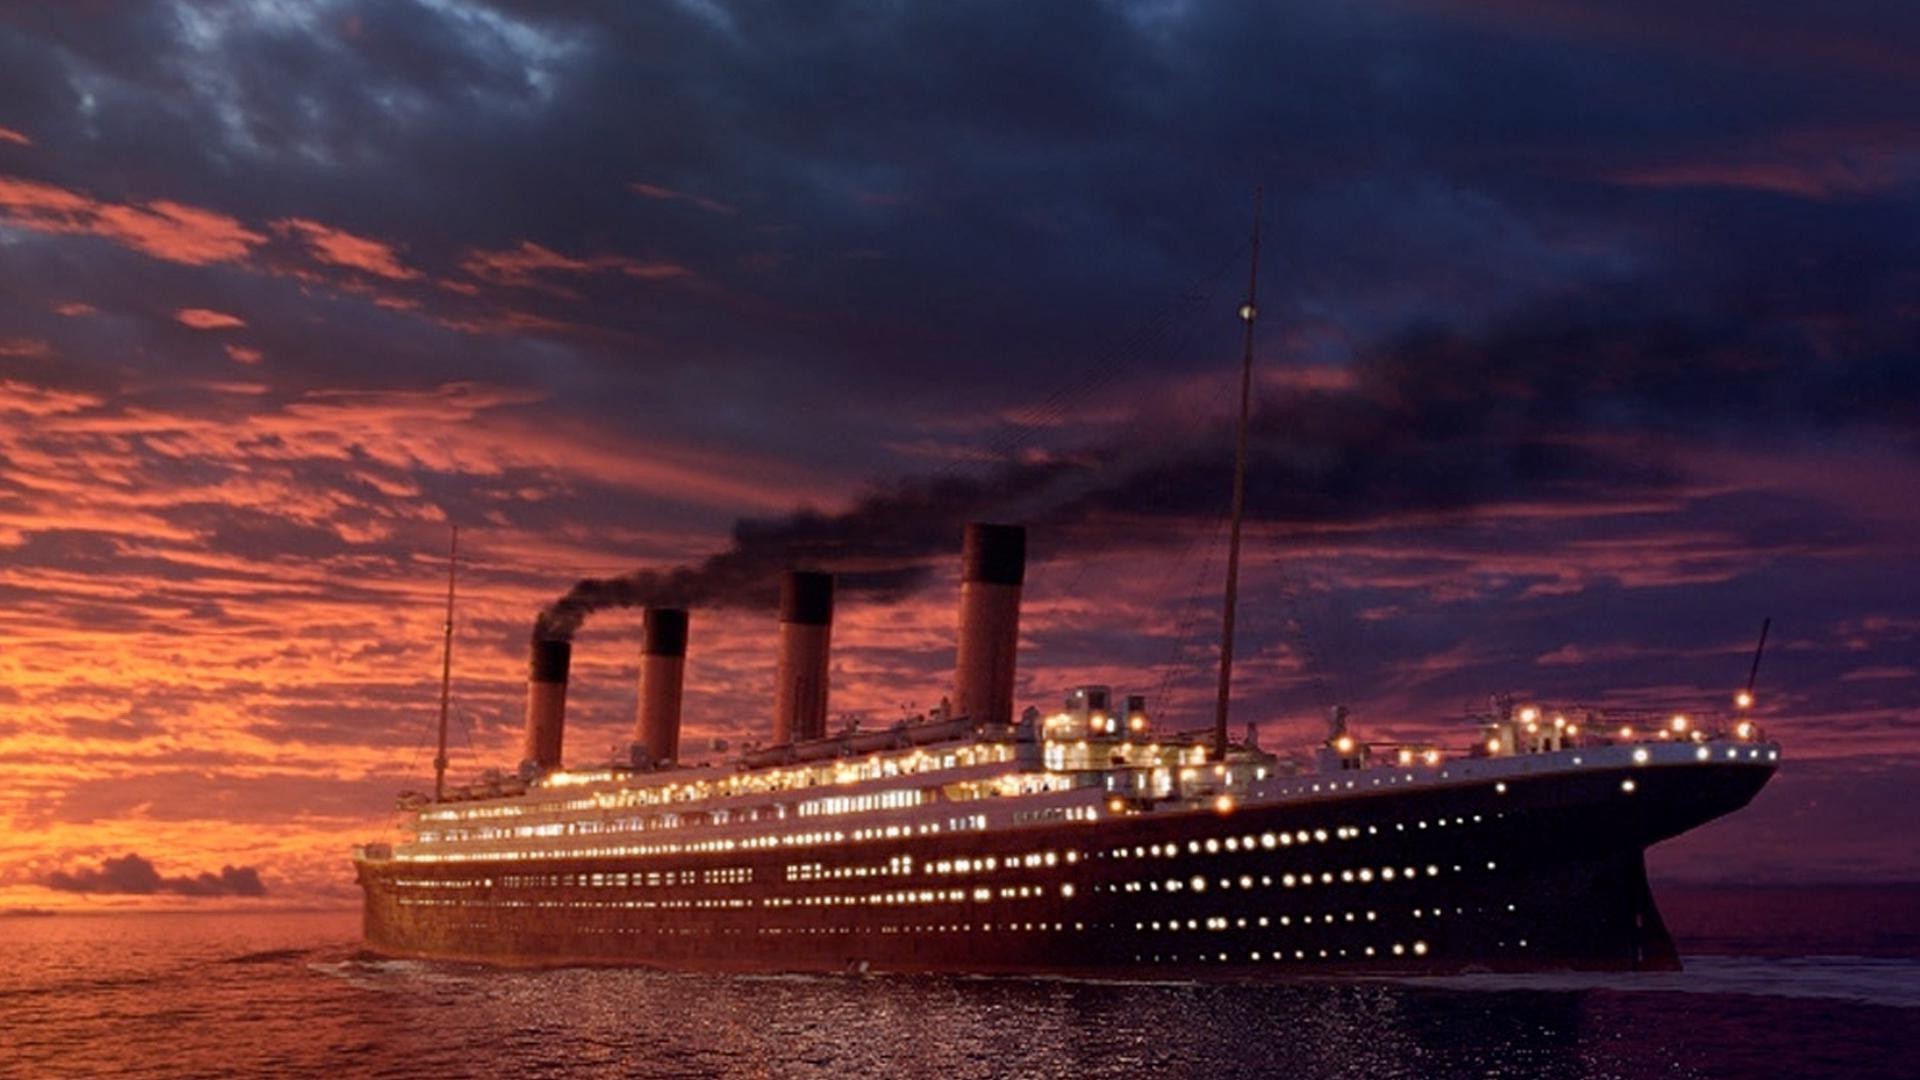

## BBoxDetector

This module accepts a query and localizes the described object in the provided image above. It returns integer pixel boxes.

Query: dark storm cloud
[45,852,266,897]
[4,0,1915,457]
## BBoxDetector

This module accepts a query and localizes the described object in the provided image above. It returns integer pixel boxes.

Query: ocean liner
[353,518,1778,976]
[353,213,1779,976]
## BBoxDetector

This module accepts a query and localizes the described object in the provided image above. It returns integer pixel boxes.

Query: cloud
[44,852,266,897]
[176,308,246,330]
[273,218,422,281]
[0,380,99,416]
[0,339,54,358]
[0,126,30,146]
[1607,127,1920,200]
[0,175,267,265]
[224,344,263,364]
[629,181,737,215]
[458,241,691,290]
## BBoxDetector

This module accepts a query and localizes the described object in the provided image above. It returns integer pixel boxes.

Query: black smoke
[537,279,1917,642]
[534,458,1094,639]
[45,853,267,897]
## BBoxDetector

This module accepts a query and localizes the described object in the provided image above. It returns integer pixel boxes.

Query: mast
[433,525,459,802]
[1213,190,1263,762]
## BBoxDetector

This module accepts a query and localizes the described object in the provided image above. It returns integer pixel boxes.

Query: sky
[0,1,1914,911]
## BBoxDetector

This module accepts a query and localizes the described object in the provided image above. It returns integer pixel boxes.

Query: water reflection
[7,912,1919,1079]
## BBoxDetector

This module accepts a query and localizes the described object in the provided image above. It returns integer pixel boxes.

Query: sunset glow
[1,1,1916,914]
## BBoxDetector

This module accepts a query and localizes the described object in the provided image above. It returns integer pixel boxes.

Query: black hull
[358,760,1771,976]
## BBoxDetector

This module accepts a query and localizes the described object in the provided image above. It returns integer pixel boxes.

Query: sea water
[3,887,1917,1079]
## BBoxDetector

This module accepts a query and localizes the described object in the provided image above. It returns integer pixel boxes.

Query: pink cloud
[0,175,267,265]
[1839,665,1916,682]
[54,302,98,317]
[1607,126,1920,200]
[431,308,587,338]
[175,308,246,330]
[458,240,691,289]
[1612,160,1900,200]
[629,181,737,215]
[224,345,264,365]
[0,338,54,359]
[273,218,422,281]
[0,126,30,147]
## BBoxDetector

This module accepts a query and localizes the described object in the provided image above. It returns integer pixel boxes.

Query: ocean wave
[1383,954,1920,1009]
[221,947,313,965]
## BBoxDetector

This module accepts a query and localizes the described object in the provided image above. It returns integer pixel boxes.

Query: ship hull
[357,758,1772,976]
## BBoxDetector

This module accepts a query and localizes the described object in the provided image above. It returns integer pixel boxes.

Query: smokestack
[636,608,689,764]
[953,523,1025,726]
[773,571,834,745]
[522,638,571,772]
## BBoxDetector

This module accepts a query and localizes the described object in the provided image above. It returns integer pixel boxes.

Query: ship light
[1565,724,1578,737]
[1213,794,1235,815]
[1553,715,1566,729]
[1108,797,1126,814]
[1670,714,1689,734]
[1519,707,1538,724]
[1335,735,1355,755]
[1735,720,1754,741]
[1736,690,1755,710]
[1618,725,1634,740]
[1129,714,1147,733]
[1423,749,1441,766]
[1397,749,1414,766]
[1486,737,1502,754]
[1632,747,1650,764]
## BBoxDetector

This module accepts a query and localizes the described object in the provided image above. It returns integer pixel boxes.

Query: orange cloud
[54,302,98,317]
[0,126,30,146]
[274,217,422,280]
[459,240,691,289]
[224,345,264,365]
[0,175,267,265]
[176,308,246,330]
[0,380,99,416]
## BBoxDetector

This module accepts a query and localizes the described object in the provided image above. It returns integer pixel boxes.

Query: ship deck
[358,739,1778,976]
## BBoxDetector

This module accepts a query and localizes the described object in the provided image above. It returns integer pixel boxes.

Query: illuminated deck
[356,710,1779,976]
